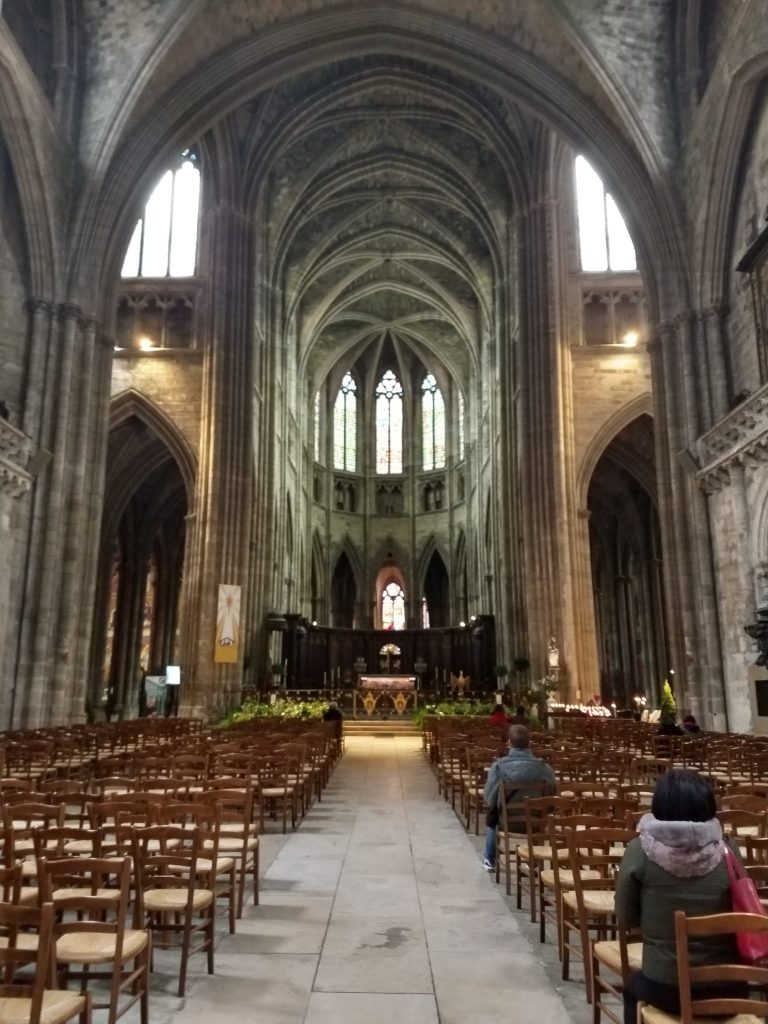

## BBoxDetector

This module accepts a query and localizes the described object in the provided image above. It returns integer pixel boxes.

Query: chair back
[674,910,768,1023]
[0,900,56,1007]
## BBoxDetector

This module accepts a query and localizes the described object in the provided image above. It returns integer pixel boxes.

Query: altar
[354,674,417,717]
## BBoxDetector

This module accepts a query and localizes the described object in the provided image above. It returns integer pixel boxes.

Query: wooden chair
[0,900,91,1024]
[199,787,259,915]
[629,757,671,786]
[539,813,618,954]
[463,746,492,836]
[252,756,298,834]
[36,857,147,1024]
[493,780,551,895]
[718,809,768,856]
[639,910,768,1024]
[132,824,216,997]
[2,801,66,891]
[515,795,577,915]
[561,825,636,1003]
[592,924,642,1024]
[157,801,235,934]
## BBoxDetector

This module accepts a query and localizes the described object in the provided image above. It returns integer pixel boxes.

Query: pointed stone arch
[109,388,197,499]
[417,539,451,629]
[697,50,768,306]
[576,393,654,509]
[330,546,358,629]
[92,390,195,717]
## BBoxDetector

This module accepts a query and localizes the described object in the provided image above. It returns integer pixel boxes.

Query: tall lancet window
[382,581,406,630]
[333,373,357,472]
[457,390,465,461]
[575,155,636,272]
[121,152,201,277]
[313,391,321,463]
[375,370,403,474]
[421,373,445,470]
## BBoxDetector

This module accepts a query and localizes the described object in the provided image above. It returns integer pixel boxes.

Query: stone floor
[140,735,593,1024]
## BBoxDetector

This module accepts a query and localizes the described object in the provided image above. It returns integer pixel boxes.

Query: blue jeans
[484,826,496,863]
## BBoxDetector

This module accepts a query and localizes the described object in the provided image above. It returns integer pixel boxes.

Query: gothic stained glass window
[421,373,445,471]
[313,390,321,463]
[575,155,636,272]
[121,152,201,277]
[375,370,403,474]
[333,373,357,471]
[382,581,406,630]
[457,390,465,461]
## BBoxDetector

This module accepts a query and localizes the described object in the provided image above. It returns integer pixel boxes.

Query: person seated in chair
[481,724,555,871]
[488,703,511,727]
[616,769,746,1024]
[322,701,343,722]
[510,705,529,726]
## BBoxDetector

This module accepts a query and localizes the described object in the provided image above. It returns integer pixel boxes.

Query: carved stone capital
[697,382,768,486]
[0,418,33,467]
[0,460,32,499]
[27,297,53,317]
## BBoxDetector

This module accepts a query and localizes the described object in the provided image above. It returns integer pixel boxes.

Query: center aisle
[171,734,575,1024]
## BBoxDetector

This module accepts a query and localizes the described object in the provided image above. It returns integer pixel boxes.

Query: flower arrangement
[218,696,328,727]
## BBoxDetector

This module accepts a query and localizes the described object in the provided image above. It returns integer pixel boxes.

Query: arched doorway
[91,403,191,719]
[330,551,357,628]
[587,415,668,709]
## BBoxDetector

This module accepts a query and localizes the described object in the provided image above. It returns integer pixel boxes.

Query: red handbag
[723,847,768,965]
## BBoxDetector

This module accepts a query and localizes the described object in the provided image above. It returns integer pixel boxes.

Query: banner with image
[214,583,241,663]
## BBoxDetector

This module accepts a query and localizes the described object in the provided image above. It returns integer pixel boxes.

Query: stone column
[179,160,253,717]
[19,303,81,726]
[653,313,728,727]
[701,303,731,425]
[0,421,34,725]
[518,196,565,686]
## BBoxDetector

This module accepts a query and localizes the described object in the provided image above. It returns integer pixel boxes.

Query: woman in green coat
[615,770,743,1024]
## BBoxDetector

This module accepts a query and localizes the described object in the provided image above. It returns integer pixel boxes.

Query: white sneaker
[483,858,495,871]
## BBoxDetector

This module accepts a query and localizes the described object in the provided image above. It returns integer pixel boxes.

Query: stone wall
[727,87,768,394]
[570,347,652,484]
[110,353,203,457]
[0,135,29,422]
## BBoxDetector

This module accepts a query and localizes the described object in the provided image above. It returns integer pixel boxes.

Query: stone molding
[696,383,768,492]
[0,419,34,499]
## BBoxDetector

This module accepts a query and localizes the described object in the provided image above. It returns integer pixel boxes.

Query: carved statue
[746,609,768,667]
[450,671,470,695]
[547,637,559,670]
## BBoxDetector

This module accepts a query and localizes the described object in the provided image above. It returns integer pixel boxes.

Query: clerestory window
[333,373,357,472]
[375,370,403,474]
[121,152,200,278]
[421,373,445,471]
[575,155,636,273]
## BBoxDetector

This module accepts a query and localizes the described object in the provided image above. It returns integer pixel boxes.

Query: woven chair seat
[593,938,643,972]
[143,887,214,912]
[518,844,570,862]
[55,928,148,964]
[0,990,86,1024]
[642,1009,761,1024]
[563,889,615,914]
[540,868,601,888]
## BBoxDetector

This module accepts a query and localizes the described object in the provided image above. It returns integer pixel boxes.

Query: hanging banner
[214,583,241,663]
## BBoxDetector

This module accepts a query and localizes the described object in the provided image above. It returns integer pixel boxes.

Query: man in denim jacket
[482,725,555,870]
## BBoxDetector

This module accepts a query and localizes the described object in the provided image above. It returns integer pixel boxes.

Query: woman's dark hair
[651,769,716,822]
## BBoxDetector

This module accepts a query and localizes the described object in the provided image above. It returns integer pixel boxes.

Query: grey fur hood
[637,814,724,878]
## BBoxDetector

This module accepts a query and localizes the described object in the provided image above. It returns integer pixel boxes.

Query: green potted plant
[659,679,677,720]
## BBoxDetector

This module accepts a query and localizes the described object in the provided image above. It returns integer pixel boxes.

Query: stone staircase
[343,717,420,737]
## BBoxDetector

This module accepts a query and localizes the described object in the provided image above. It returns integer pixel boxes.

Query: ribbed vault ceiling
[245,57,530,388]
